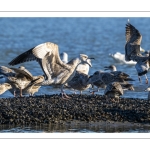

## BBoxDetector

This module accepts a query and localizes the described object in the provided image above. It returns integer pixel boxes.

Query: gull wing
[9,42,72,80]
[125,23,142,61]
[10,67,33,80]
[104,82,123,95]
[0,66,15,77]
[68,71,89,89]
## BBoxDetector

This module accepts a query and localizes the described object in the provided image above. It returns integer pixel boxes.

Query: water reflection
[1,121,150,133]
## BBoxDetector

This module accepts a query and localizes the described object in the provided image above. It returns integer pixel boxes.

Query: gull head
[79,54,94,67]
[104,65,117,71]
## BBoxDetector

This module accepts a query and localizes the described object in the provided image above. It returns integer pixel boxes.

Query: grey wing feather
[10,67,33,80]
[9,42,72,80]
[8,48,37,66]
[0,66,15,77]
[125,23,142,61]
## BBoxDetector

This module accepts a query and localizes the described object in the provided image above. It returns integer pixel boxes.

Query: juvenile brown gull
[0,83,12,95]
[87,69,134,95]
[125,21,150,84]
[104,65,135,91]
[0,66,40,97]
[8,42,91,99]
[104,82,123,100]
[66,56,94,94]
[20,75,44,96]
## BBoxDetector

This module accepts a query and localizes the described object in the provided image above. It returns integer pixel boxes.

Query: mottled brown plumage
[104,82,123,100]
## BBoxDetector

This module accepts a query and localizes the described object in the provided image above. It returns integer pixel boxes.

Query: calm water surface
[0,17,150,133]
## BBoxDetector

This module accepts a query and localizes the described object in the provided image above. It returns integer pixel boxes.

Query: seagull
[104,65,135,90]
[104,82,124,100]
[21,75,44,96]
[66,71,91,95]
[0,83,12,95]
[0,66,39,97]
[8,75,44,97]
[61,52,94,94]
[125,21,150,84]
[104,65,135,82]
[60,51,92,74]
[88,71,125,86]
[8,42,92,99]
[88,68,135,94]
[88,70,106,94]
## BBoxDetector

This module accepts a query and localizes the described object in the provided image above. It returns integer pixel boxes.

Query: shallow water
[0,17,150,133]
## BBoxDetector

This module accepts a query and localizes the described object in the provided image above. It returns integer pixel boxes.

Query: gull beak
[86,58,94,67]
[104,66,109,70]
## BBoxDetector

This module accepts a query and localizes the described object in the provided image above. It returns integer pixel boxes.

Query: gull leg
[61,85,71,99]
[138,76,141,83]
[89,85,99,94]
[145,74,148,84]
[73,89,76,94]
[80,91,82,95]
[14,90,16,97]
[19,88,24,97]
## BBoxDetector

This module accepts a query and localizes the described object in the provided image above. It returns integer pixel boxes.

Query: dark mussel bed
[0,94,150,125]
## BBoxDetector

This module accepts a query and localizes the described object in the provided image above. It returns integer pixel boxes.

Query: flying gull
[125,21,150,84]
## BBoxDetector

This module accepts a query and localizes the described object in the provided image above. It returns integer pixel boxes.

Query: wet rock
[0,94,150,125]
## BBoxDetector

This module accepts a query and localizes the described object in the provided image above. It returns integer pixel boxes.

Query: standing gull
[87,68,134,96]
[0,83,12,95]
[8,42,92,99]
[104,65,135,90]
[22,75,44,96]
[125,21,150,84]
[104,82,124,100]
[0,66,41,97]
[62,52,94,94]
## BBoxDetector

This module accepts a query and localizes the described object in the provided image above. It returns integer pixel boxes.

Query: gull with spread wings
[9,42,92,99]
[125,20,150,84]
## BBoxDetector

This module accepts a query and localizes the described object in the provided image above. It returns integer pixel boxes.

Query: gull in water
[104,82,124,100]
[0,66,40,97]
[125,21,150,84]
[109,47,145,66]
[8,42,92,99]
[0,83,12,95]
